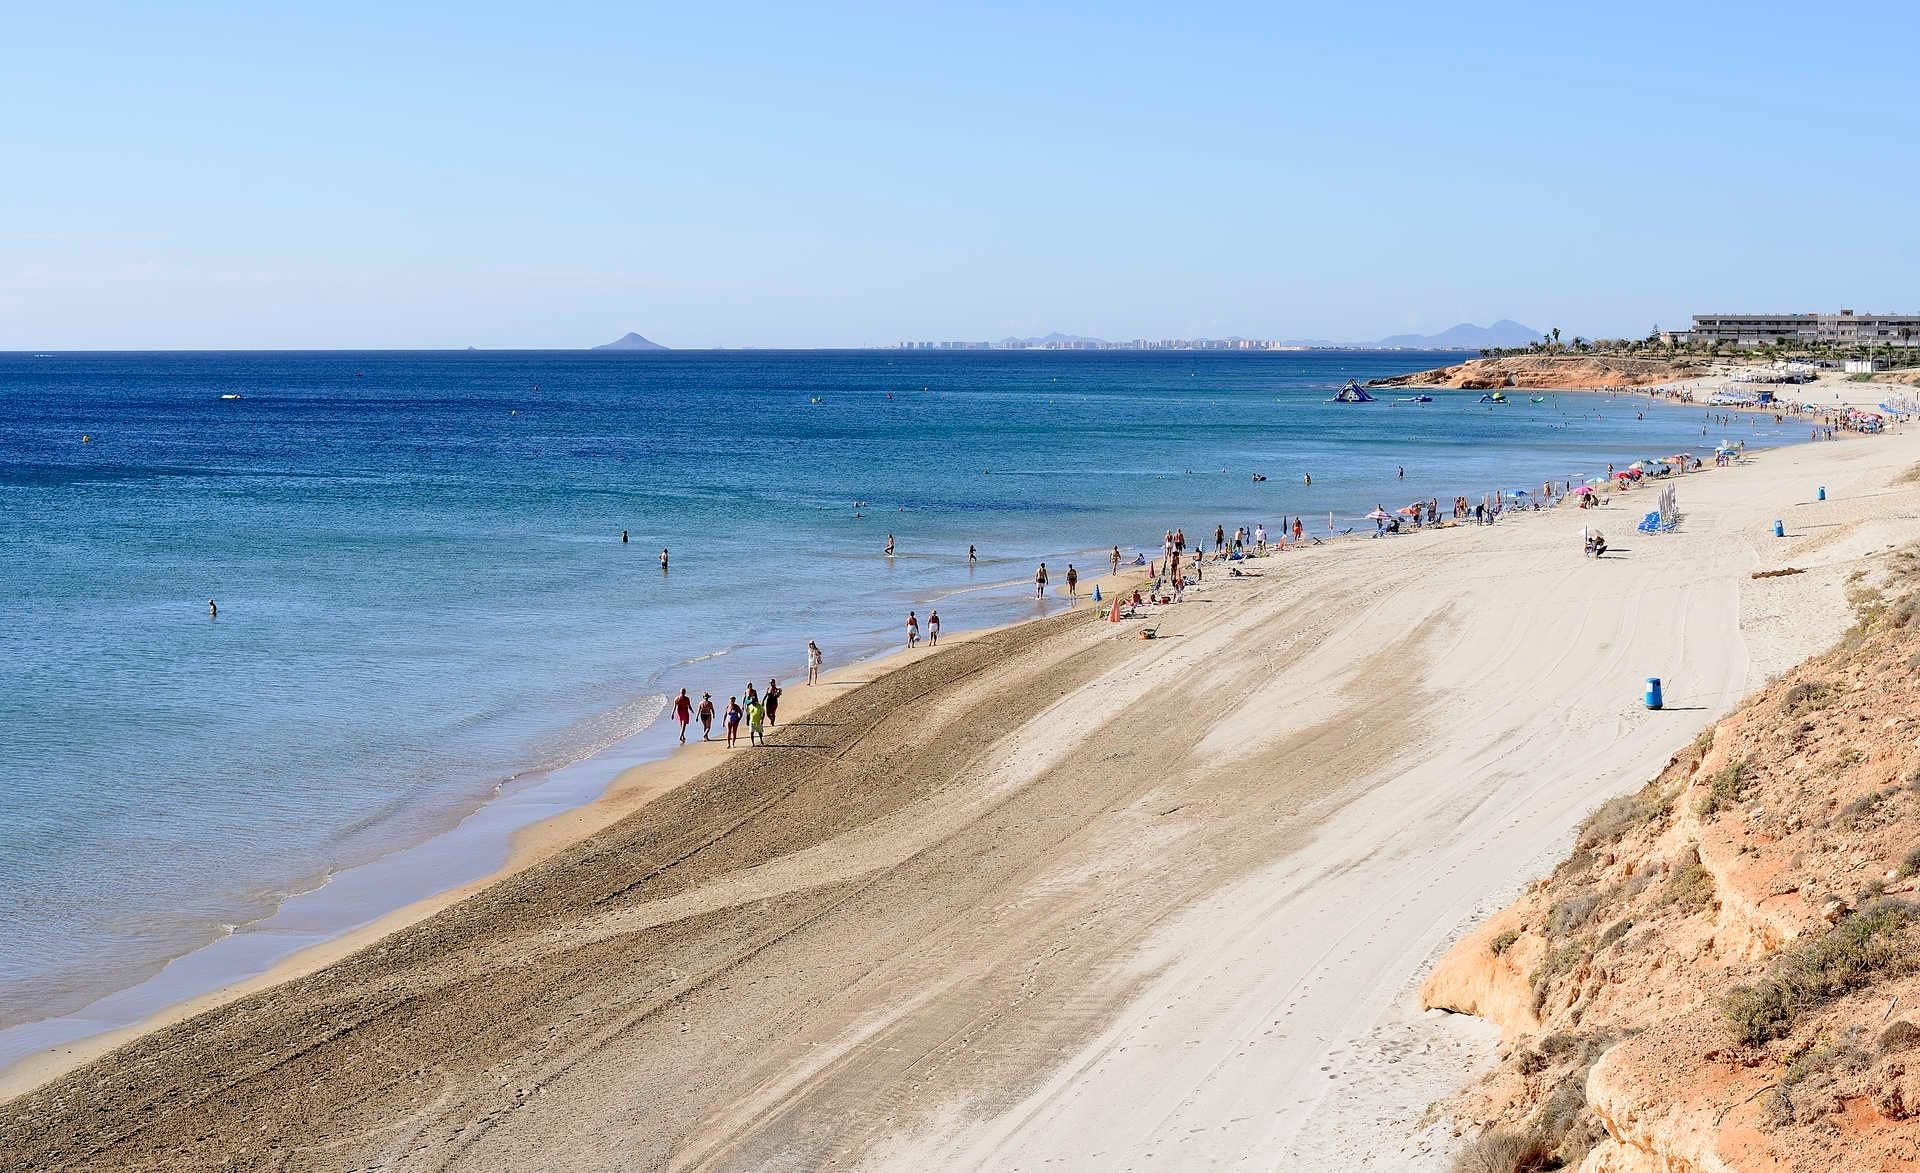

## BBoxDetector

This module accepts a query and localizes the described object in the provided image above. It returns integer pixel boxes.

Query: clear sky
[5,1,1918,349]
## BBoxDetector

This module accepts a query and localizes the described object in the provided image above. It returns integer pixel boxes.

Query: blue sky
[4,1,1917,349]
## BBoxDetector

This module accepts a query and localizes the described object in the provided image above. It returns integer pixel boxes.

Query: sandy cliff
[1372,356,1703,391]
[1427,544,1920,1171]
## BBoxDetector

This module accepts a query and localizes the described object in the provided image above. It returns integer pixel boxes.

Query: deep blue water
[0,349,1803,1037]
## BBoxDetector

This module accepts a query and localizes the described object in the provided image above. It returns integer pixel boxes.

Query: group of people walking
[672,676,785,748]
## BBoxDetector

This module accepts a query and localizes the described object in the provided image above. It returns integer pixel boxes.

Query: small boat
[219,393,244,400]
[1529,395,1546,405]
[1329,380,1376,403]
[1479,391,1509,404]
[1397,394,1433,403]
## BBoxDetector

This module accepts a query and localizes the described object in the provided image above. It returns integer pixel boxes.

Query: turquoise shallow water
[0,349,1803,1054]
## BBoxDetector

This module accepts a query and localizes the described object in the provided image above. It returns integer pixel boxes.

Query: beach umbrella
[1586,476,1608,486]
[1366,508,1390,521]
[1396,505,1419,516]
[1570,485,1595,496]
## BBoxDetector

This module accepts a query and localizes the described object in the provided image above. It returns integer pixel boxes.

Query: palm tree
[1551,327,1562,351]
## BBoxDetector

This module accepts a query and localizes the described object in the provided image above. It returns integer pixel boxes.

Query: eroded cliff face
[1370,356,1702,391]
[1428,547,1920,1172]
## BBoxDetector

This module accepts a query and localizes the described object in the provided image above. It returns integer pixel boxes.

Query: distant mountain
[998,331,1109,346]
[1373,320,1541,350]
[593,332,668,351]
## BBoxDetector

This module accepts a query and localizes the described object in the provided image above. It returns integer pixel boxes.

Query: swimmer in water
[208,598,217,617]
[659,548,669,571]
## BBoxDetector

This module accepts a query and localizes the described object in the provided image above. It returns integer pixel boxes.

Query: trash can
[1773,520,1785,538]
[1817,486,1826,501]
[1645,677,1664,710]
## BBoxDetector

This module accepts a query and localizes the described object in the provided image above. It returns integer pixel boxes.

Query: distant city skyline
[5,2,1919,351]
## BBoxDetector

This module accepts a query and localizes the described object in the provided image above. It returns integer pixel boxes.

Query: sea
[0,348,1807,1069]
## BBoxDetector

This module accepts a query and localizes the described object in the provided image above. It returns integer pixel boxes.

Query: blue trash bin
[1817,486,1827,501]
[1645,677,1664,710]
[1091,584,1102,603]
[1773,519,1785,538]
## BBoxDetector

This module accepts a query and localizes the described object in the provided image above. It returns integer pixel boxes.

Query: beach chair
[1636,510,1660,534]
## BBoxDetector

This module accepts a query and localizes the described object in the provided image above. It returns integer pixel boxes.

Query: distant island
[593,332,668,351]
[893,321,1542,352]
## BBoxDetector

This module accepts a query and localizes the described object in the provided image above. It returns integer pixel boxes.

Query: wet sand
[3,413,1917,1171]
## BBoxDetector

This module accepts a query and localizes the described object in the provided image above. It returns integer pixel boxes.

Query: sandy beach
[4,389,1918,1171]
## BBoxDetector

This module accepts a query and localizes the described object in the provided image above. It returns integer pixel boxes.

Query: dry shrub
[1576,796,1639,851]
[1695,760,1750,820]
[1764,1086,1796,1128]
[1838,790,1885,828]
[1532,943,1587,1012]
[1490,929,1520,957]
[1900,844,1920,880]
[1547,893,1604,938]
[1782,1036,1870,1087]
[1780,681,1832,717]
[1452,1129,1555,1173]
[1664,847,1715,914]
[1879,1019,1920,1054]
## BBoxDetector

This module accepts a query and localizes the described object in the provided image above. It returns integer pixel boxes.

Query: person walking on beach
[744,681,759,714]
[747,697,766,746]
[1174,528,1186,553]
[697,692,715,740]
[1066,564,1078,598]
[1214,524,1226,552]
[968,544,977,565]
[673,688,693,743]
[1293,517,1303,543]
[724,697,742,748]
[1110,545,1121,575]
[1255,523,1266,551]
[807,640,823,684]
[764,679,781,726]
[906,610,920,648]
[1035,562,1048,596]
[928,610,940,645]
[659,548,669,571]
